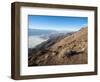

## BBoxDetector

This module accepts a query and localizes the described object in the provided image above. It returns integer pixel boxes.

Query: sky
[28,15,88,31]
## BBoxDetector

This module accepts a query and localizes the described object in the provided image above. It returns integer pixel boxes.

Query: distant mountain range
[28,27,88,66]
[28,28,73,39]
[28,29,56,36]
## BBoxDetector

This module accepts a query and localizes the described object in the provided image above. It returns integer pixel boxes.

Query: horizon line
[28,26,88,32]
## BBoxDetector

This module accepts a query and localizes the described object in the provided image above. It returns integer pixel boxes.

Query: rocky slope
[28,27,88,66]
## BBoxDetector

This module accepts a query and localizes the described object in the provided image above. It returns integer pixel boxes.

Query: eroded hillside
[28,27,88,66]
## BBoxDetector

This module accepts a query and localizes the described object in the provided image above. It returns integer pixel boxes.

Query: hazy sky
[28,15,88,31]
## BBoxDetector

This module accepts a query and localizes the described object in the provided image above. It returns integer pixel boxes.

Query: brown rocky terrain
[28,27,88,66]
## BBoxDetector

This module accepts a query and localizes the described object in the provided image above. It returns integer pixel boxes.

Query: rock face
[28,27,88,66]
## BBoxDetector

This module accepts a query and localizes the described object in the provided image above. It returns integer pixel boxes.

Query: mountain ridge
[28,27,88,66]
